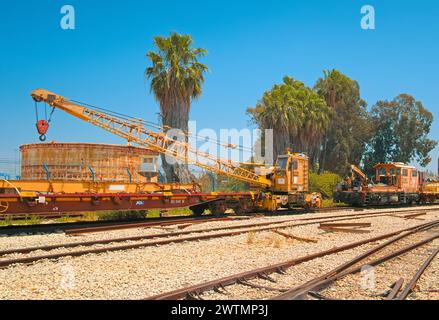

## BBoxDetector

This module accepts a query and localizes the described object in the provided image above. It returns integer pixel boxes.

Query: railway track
[146,219,439,300]
[272,222,439,300]
[0,214,229,236]
[1,207,437,269]
[1,204,437,236]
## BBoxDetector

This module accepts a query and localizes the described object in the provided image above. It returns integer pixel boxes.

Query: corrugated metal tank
[20,142,159,183]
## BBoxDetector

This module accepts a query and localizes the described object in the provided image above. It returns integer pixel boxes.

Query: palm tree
[248,76,331,168]
[146,32,208,183]
[315,69,369,174]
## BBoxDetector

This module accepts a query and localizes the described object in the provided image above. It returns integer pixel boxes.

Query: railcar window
[276,157,288,177]
[276,158,288,170]
[403,169,408,176]
[397,169,401,175]
[379,168,386,175]
[412,171,418,177]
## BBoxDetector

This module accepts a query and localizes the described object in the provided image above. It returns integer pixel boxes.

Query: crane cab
[272,153,309,194]
[374,163,419,192]
[267,152,319,208]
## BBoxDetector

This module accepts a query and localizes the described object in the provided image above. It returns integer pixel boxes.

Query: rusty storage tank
[20,142,159,183]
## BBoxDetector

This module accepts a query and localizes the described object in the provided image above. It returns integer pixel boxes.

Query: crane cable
[70,98,254,153]
[34,101,56,123]
[34,101,39,122]
[34,102,56,141]
[37,97,261,167]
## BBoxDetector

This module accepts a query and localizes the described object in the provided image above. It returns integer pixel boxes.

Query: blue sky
[0,0,438,175]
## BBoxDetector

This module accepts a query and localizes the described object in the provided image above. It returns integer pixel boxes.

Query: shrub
[309,171,342,199]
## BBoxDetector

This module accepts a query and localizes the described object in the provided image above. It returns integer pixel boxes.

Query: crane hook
[36,120,49,142]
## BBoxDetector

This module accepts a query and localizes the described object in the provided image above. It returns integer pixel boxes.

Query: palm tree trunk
[319,134,328,174]
[160,100,193,183]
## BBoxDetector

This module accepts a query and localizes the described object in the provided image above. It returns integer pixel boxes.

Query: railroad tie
[318,226,371,234]
[272,230,318,243]
[238,279,288,292]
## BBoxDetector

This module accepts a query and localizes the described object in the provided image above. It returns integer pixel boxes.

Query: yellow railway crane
[30,88,320,211]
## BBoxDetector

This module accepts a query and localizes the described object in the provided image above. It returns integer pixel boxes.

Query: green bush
[97,210,149,221]
[309,171,342,199]
[147,208,193,217]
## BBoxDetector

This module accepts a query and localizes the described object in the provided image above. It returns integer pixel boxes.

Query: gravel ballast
[0,206,438,300]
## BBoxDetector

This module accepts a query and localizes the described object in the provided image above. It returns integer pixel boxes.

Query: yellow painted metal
[0,198,18,202]
[0,179,194,195]
[423,182,439,194]
[19,191,37,197]
[272,153,309,194]
[261,194,277,211]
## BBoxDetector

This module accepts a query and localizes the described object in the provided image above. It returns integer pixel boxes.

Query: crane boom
[351,165,367,182]
[31,89,272,188]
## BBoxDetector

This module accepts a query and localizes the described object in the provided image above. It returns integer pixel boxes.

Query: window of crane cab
[379,168,387,175]
[412,170,418,177]
[390,168,395,175]
[276,157,288,170]
[403,169,408,177]
[276,157,288,176]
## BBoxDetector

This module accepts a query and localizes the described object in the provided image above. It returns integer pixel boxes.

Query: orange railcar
[334,162,422,206]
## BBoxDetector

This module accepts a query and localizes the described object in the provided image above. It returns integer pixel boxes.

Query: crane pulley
[34,100,56,141]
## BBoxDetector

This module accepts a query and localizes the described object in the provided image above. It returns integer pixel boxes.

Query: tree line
[248,70,437,176]
[145,32,437,182]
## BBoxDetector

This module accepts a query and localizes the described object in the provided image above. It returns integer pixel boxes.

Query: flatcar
[333,162,438,206]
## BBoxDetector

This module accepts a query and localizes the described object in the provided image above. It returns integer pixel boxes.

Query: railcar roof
[373,162,417,170]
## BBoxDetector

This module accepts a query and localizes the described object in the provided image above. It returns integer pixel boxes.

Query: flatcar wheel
[0,201,9,213]
[209,202,227,216]
[191,206,206,216]
[235,201,250,215]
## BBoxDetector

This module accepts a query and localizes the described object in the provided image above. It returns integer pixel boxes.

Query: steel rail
[146,220,439,300]
[395,246,439,300]
[1,205,437,237]
[385,278,405,300]
[0,208,417,259]
[64,217,233,235]
[0,214,226,236]
[272,222,439,300]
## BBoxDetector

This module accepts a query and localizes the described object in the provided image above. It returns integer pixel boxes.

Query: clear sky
[0,0,438,175]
